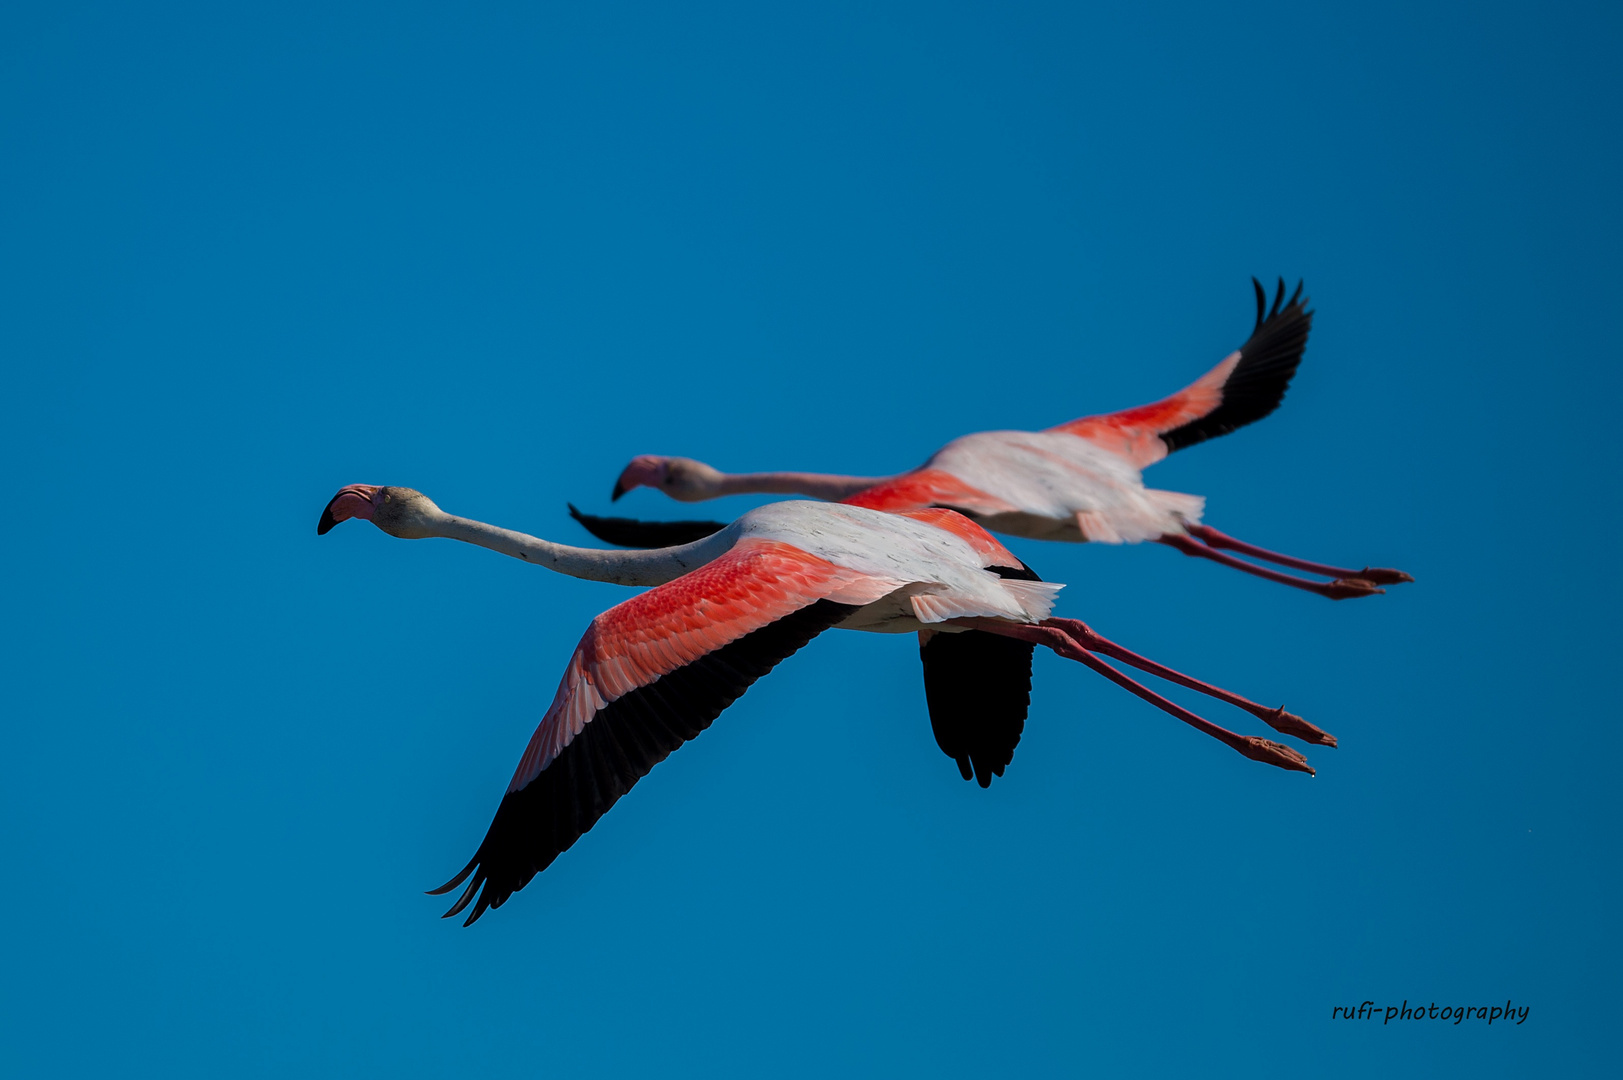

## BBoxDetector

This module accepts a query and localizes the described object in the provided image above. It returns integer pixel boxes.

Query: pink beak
[611,457,666,501]
[317,484,383,534]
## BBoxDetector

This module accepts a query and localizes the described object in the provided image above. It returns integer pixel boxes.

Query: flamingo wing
[841,468,1020,516]
[919,628,1035,787]
[1051,278,1312,467]
[574,473,1025,548]
[567,503,728,548]
[906,523,1040,786]
[431,539,905,924]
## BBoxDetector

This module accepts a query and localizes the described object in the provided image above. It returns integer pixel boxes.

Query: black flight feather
[431,598,860,925]
[1159,277,1312,454]
[568,504,729,549]
[916,563,1041,787]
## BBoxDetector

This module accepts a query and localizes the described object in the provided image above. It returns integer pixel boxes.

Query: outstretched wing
[920,629,1034,787]
[568,503,728,548]
[1051,278,1312,467]
[916,560,1040,786]
[431,540,904,924]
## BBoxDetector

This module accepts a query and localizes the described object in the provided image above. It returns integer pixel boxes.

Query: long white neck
[429,512,736,586]
[709,470,891,501]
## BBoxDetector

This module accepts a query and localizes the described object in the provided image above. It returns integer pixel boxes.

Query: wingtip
[439,873,484,920]
[1251,276,1311,327]
[426,855,479,896]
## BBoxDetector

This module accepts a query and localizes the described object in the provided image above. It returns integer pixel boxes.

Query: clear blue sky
[3,2,1618,1075]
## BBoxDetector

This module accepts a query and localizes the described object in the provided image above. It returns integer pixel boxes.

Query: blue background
[3,2,1617,1075]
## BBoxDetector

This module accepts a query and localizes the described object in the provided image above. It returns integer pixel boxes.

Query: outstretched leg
[1186,523,1413,586]
[964,620,1315,776]
[1043,617,1336,747]
[1157,533,1384,600]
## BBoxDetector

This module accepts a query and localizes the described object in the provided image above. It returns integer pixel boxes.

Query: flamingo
[319,484,1329,924]
[576,280,1412,600]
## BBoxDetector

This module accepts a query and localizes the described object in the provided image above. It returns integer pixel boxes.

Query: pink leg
[1043,617,1335,746]
[1186,524,1414,586]
[967,621,1314,776]
[1157,534,1384,600]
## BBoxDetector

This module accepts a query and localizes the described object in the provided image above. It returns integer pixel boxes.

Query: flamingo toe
[1236,737,1315,776]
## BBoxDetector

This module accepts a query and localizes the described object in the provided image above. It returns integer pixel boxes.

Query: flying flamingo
[319,484,1329,924]
[575,280,1412,600]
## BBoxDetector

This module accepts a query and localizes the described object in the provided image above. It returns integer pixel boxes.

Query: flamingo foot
[1325,577,1385,600]
[1260,706,1337,748]
[1236,736,1315,775]
[1357,567,1415,585]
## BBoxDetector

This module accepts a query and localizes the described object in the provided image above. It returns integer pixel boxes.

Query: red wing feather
[841,468,1018,516]
[430,540,899,924]
[1049,278,1312,467]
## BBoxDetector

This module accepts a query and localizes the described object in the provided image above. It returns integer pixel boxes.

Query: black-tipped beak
[610,480,628,502]
[317,494,345,535]
[317,484,381,535]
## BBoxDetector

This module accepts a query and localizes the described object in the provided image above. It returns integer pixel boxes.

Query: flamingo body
[428,500,1060,922]
[580,280,1412,597]
[608,280,1308,546]
[319,484,1324,925]
[510,502,1062,791]
[847,429,1206,544]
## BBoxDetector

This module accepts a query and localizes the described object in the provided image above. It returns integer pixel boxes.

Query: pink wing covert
[510,539,903,790]
[842,468,1019,517]
[1050,354,1240,468]
[1050,279,1312,469]
[432,538,906,924]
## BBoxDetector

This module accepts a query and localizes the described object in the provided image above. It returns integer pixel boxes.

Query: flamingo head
[610,455,723,502]
[317,484,445,538]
